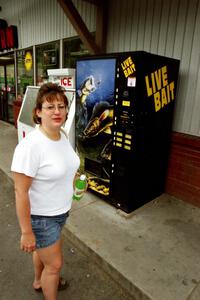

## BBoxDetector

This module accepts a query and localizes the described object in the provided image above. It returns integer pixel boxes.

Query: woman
[11,83,80,299]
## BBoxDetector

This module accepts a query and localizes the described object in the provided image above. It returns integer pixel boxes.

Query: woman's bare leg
[36,239,63,300]
[32,251,44,289]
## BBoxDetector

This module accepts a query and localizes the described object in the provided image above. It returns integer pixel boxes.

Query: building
[0,0,200,206]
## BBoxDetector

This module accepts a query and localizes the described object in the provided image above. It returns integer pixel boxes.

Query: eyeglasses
[42,104,67,113]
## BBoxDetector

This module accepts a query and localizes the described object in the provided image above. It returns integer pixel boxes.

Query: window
[17,48,34,96]
[36,41,60,86]
[63,37,90,68]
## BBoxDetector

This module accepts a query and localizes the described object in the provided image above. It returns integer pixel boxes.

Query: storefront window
[36,41,60,86]
[17,48,34,96]
[63,37,90,68]
[0,65,4,90]
[0,53,15,124]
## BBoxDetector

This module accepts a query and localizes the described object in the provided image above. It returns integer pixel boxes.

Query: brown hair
[33,82,69,124]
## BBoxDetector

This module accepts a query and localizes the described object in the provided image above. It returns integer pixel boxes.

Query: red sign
[60,77,73,88]
[0,19,18,51]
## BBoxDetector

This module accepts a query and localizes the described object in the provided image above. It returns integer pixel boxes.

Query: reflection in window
[17,48,34,96]
[63,37,90,68]
[36,41,60,86]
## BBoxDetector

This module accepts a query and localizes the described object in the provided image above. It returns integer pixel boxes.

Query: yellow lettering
[124,69,128,78]
[145,75,153,97]
[146,66,175,112]
[167,84,170,102]
[128,56,133,65]
[161,87,168,107]
[121,62,125,70]
[151,73,156,93]
[125,58,130,66]
[155,69,162,90]
[162,66,168,87]
[131,63,136,72]
[169,81,175,100]
[127,67,131,76]
[154,91,161,112]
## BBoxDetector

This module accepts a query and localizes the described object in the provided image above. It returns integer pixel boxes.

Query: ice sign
[60,76,73,88]
[47,68,75,90]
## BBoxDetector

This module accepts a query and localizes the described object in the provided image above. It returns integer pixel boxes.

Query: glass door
[6,63,15,123]
[0,65,6,121]
[0,54,15,123]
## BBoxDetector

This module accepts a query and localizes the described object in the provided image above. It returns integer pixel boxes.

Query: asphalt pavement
[0,168,133,300]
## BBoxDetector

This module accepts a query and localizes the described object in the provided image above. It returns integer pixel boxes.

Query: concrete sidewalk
[1,120,200,300]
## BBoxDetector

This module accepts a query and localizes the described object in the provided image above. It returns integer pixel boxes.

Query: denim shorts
[31,212,69,249]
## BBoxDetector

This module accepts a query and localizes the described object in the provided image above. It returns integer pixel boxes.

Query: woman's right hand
[20,232,36,253]
[12,172,35,253]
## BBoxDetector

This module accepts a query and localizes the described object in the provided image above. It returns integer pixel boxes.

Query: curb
[63,225,152,300]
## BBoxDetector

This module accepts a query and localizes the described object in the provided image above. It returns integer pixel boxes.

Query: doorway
[0,53,16,124]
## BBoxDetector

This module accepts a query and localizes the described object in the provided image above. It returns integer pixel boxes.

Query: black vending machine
[75,51,180,213]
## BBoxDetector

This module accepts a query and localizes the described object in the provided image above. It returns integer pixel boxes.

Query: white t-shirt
[11,128,80,216]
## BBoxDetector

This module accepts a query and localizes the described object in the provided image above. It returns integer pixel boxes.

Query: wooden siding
[107,0,200,137]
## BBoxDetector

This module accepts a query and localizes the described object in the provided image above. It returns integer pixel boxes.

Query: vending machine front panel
[109,52,180,212]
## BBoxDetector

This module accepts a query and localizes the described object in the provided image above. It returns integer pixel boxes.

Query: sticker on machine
[127,77,136,87]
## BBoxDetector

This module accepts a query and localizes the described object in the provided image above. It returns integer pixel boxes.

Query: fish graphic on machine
[83,101,113,138]
[75,59,116,197]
